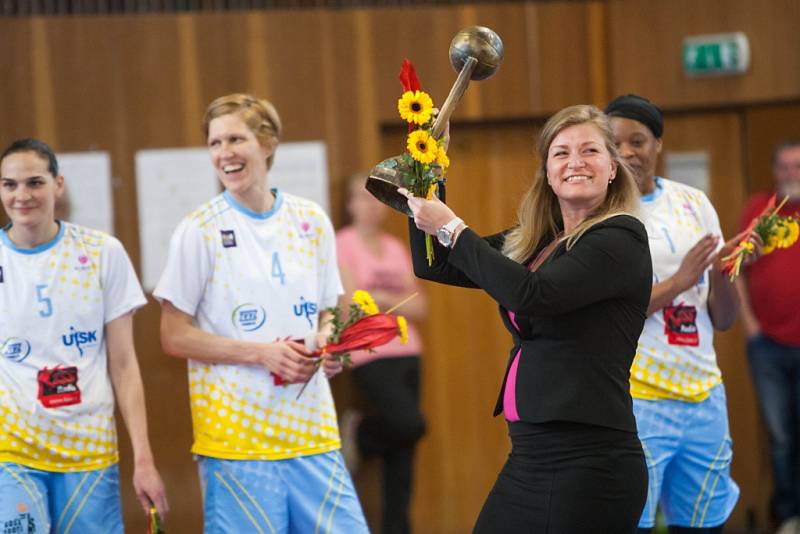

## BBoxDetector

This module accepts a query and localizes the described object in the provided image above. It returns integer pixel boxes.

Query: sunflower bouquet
[295,290,410,399]
[397,59,451,264]
[721,194,800,281]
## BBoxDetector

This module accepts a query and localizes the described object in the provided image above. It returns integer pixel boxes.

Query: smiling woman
[0,138,168,531]
[153,93,369,534]
[401,105,652,533]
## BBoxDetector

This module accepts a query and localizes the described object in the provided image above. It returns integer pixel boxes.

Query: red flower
[318,313,400,355]
[399,59,421,92]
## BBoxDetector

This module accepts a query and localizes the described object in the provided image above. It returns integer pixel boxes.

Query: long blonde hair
[202,93,283,170]
[502,105,639,263]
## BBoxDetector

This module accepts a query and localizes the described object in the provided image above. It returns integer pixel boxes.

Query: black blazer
[409,214,652,432]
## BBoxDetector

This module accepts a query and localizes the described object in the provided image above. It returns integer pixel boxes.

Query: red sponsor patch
[663,304,699,346]
[37,366,81,408]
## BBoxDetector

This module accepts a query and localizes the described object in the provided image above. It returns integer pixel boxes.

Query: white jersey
[0,222,146,472]
[631,178,724,402]
[154,190,343,460]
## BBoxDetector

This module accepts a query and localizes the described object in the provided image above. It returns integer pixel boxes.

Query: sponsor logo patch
[61,327,99,357]
[1,338,32,363]
[231,303,267,332]
[293,297,318,329]
[221,230,237,248]
[37,366,81,408]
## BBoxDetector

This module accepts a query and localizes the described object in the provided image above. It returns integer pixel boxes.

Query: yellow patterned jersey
[154,190,343,460]
[0,222,147,471]
[631,178,724,402]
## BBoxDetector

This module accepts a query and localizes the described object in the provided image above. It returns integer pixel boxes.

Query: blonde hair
[202,93,282,170]
[502,104,639,263]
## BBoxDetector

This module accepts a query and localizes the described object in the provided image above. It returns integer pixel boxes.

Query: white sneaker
[776,516,800,534]
[339,409,362,474]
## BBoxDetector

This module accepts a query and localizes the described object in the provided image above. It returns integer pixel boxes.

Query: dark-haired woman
[0,139,167,532]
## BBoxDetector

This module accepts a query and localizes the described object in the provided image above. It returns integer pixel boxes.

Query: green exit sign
[683,32,750,77]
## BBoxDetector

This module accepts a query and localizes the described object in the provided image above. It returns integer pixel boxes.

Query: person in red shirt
[737,140,800,534]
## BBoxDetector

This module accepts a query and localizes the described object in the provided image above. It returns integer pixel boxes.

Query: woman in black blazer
[402,105,652,533]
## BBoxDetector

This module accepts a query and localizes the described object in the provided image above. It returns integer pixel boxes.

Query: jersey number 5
[36,284,53,317]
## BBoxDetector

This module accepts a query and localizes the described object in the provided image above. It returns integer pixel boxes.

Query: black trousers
[353,356,426,534]
[474,420,648,534]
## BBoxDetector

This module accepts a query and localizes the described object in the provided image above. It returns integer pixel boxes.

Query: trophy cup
[366,26,504,215]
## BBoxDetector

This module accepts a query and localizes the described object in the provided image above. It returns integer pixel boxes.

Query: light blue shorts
[198,451,368,534]
[634,384,740,528]
[0,462,123,534]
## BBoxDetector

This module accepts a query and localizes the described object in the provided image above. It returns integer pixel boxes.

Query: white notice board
[57,151,114,235]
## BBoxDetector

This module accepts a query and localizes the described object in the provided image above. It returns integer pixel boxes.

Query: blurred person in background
[336,173,427,534]
[736,140,800,534]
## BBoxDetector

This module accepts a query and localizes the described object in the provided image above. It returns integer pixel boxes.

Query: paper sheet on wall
[57,151,114,234]
[665,151,710,194]
[269,141,330,214]
[135,142,329,291]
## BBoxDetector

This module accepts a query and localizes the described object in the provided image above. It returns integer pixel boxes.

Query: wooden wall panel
[608,0,800,109]
[745,104,800,194]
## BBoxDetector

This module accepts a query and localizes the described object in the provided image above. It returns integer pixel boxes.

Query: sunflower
[398,90,434,125]
[762,234,779,255]
[436,146,450,169]
[352,290,379,316]
[775,218,800,249]
[396,316,408,345]
[407,130,437,164]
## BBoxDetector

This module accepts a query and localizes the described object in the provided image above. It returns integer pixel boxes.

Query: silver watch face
[436,227,452,247]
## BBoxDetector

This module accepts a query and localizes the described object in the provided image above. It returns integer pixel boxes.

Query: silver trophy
[366,26,504,215]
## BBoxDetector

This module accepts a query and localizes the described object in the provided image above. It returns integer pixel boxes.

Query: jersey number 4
[271,252,286,285]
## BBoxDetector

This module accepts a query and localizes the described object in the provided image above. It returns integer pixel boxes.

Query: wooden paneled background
[1,1,799,532]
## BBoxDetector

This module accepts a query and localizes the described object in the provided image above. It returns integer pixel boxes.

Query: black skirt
[473,420,647,534]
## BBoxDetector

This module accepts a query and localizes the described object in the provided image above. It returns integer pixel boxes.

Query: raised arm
[448,217,651,315]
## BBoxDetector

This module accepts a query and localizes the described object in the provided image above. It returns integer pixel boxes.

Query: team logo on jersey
[74,254,92,272]
[221,230,237,248]
[298,221,315,239]
[1,337,31,363]
[37,365,81,408]
[293,297,319,328]
[61,326,99,357]
[232,303,267,331]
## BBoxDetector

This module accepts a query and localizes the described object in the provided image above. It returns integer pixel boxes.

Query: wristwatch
[436,217,464,248]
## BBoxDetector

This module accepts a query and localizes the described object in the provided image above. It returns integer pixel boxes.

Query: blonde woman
[401,105,651,532]
[155,94,368,533]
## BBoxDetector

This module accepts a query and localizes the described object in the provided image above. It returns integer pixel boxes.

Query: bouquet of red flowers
[294,290,410,398]
[721,194,799,281]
